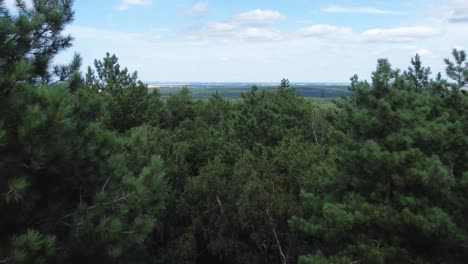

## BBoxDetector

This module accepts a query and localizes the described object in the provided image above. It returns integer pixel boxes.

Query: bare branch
[101,176,111,193]
[0,257,12,264]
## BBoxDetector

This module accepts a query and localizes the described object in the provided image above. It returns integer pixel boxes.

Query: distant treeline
[152,84,351,99]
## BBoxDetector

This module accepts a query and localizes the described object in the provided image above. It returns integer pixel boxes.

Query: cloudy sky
[6,0,468,82]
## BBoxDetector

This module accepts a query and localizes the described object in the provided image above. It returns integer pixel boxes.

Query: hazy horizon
[145,81,351,84]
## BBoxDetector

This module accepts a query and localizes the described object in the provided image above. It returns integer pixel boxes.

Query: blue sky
[6,0,468,82]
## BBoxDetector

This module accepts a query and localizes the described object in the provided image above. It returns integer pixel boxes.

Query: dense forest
[0,1,467,263]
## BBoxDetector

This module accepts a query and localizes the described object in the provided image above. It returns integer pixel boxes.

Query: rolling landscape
[1,1,467,264]
[149,82,351,99]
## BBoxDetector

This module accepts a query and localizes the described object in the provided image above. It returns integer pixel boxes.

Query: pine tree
[444,49,468,88]
[292,56,468,263]
[405,53,431,91]
[85,53,151,132]
[0,0,79,95]
[0,2,167,263]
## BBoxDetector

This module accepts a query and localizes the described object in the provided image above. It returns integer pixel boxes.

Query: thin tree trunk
[270,218,287,264]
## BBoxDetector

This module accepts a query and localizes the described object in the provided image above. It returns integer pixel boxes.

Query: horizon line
[144,81,351,84]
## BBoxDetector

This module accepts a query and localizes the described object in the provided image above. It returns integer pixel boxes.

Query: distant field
[148,83,351,99]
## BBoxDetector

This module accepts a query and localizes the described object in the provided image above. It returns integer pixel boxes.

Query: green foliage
[444,49,468,88]
[0,2,166,263]
[85,53,155,132]
[5,177,29,204]
[1,2,467,263]
[293,54,468,263]
[11,229,56,264]
[405,53,431,91]
[0,0,78,95]
[85,53,140,95]
[149,85,332,263]
[165,87,194,129]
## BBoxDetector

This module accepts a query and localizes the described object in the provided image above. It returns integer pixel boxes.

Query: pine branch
[62,192,136,219]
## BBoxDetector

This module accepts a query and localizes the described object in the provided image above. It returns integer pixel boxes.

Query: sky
[5,0,468,82]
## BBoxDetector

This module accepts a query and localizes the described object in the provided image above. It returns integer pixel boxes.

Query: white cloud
[239,28,283,41]
[191,40,209,46]
[416,49,432,56]
[4,0,33,10]
[397,45,418,51]
[118,0,152,11]
[204,22,237,35]
[446,0,468,22]
[234,9,286,25]
[299,24,352,37]
[449,13,468,22]
[65,25,161,46]
[186,35,202,41]
[55,1,468,82]
[58,22,466,83]
[323,5,400,15]
[424,0,468,23]
[396,45,432,56]
[187,9,287,42]
[189,22,285,43]
[185,2,210,19]
[361,26,442,42]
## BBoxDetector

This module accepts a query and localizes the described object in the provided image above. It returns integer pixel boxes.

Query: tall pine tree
[0,1,167,263]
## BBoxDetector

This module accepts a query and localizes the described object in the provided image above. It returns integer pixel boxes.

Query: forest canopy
[0,1,467,264]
